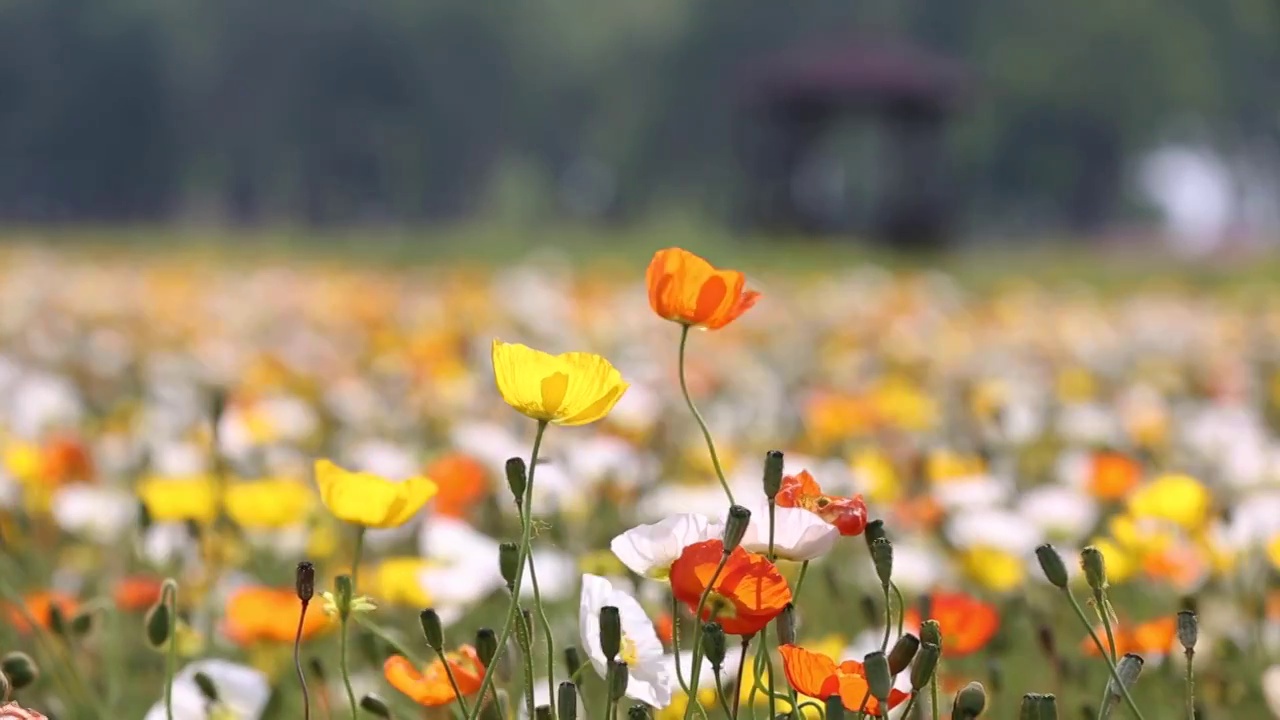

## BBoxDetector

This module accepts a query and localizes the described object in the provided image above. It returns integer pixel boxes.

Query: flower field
[0,242,1276,719]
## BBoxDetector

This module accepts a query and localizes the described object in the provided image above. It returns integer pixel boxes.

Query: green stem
[465,420,549,720]
[354,616,429,667]
[891,583,905,642]
[854,688,871,720]
[164,580,178,720]
[340,616,357,720]
[715,670,734,719]
[514,609,536,720]
[295,599,312,720]
[351,527,366,592]
[1184,649,1195,720]
[1095,590,1117,662]
[1064,589,1146,720]
[677,324,734,504]
[899,693,917,720]
[521,505,557,712]
[929,671,938,720]
[793,562,810,598]
[684,554,732,720]
[671,592,692,695]
[732,637,751,720]
[763,644,777,720]
[880,584,892,653]
[0,567,94,715]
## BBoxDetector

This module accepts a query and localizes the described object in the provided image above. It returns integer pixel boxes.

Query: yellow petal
[315,459,438,529]
[491,339,628,426]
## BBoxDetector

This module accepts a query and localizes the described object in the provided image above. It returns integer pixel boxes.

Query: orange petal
[779,644,839,699]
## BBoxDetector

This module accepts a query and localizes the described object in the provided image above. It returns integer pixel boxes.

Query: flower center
[704,592,738,621]
[620,634,639,665]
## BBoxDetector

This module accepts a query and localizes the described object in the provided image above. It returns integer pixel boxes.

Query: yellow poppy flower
[959,546,1025,592]
[224,478,314,529]
[137,475,219,523]
[1127,474,1211,531]
[490,339,628,426]
[1089,538,1138,584]
[369,557,434,607]
[314,459,437,529]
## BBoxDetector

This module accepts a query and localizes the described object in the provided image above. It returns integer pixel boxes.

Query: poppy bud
[145,600,171,648]
[1177,611,1198,652]
[563,646,585,679]
[295,561,315,602]
[864,519,887,548]
[420,609,445,651]
[0,652,35,691]
[762,451,784,500]
[1036,694,1059,719]
[1035,544,1069,589]
[951,681,987,720]
[607,660,629,701]
[920,619,942,648]
[558,682,578,720]
[988,658,1003,694]
[47,603,66,639]
[359,693,392,718]
[194,671,219,703]
[70,609,94,638]
[499,543,520,590]
[910,642,940,691]
[335,575,354,619]
[1018,694,1041,720]
[1080,547,1108,591]
[916,593,933,624]
[506,457,527,503]
[628,704,652,720]
[825,695,845,720]
[535,706,553,720]
[887,633,920,675]
[722,505,751,553]
[1035,624,1058,663]
[136,499,153,533]
[476,628,499,669]
[702,622,727,670]
[1105,654,1143,702]
[863,651,892,705]
[870,538,893,588]
[599,606,622,661]
[776,604,797,646]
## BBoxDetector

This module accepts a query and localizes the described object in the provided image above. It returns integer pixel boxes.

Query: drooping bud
[863,651,892,705]
[910,642,940,691]
[887,633,920,675]
[0,652,36,690]
[193,671,219,703]
[506,458,528,503]
[70,609,95,638]
[1035,544,1069,589]
[359,693,392,718]
[599,606,622,661]
[47,603,66,638]
[1105,654,1143,705]
[535,706,553,720]
[762,451,784,501]
[920,619,942,648]
[1080,547,1108,591]
[563,647,585,679]
[870,538,893,587]
[335,575,354,620]
[1177,611,1198,652]
[863,519,887,548]
[137,499,153,533]
[722,505,751,553]
[607,661,629,701]
[475,628,499,669]
[295,561,315,602]
[702,622,727,670]
[145,600,171,648]
[825,695,845,720]
[627,704,652,720]
[420,609,445,651]
[558,682,578,720]
[776,604,797,646]
[499,543,520,590]
[951,681,987,719]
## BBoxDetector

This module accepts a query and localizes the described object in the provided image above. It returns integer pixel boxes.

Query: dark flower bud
[722,505,751,553]
[506,457,527,503]
[308,656,327,683]
[1035,544,1069,589]
[863,651,892,704]
[1106,654,1143,702]
[70,609,94,638]
[194,671,219,703]
[535,706,553,720]
[599,606,622,661]
[1080,547,1108,591]
[952,681,987,719]
[47,603,66,638]
[1018,694,1040,720]
[910,642,940,691]
[870,538,893,587]
[145,600,171,648]
[920,619,942,648]
[420,609,445,651]
[335,575,354,619]
[887,633,920,675]
[627,704,652,720]
[776,604,797,646]
[499,543,520,590]
[607,660,629,701]
[295,561,315,602]
[0,652,36,690]
[475,628,499,669]
[1036,694,1059,719]
[762,451,784,500]
[702,622,727,670]
[563,646,585,679]
[359,693,392,718]
[137,499,153,533]
[1177,611,1198,651]
[825,695,845,720]
[863,519,887,548]
[558,681,578,720]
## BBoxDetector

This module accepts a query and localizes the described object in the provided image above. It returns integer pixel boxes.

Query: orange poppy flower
[1081,617,1176,657]
[779,644,909,716]
[775,471,869,536]
[223,586,330,645]
[384,646,485,706]
[646,248,760,330]
[1088,451,1141,500]
[655,612,675,647]
[425,453,490,519]
[903,592,999,657]
[41,435,94,486]
[4,591,78,634]
[669,539,791,636]
[114,575,165,612]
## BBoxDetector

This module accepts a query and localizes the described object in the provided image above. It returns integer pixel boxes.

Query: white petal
[738,502,839,561]
[610,514,723,578]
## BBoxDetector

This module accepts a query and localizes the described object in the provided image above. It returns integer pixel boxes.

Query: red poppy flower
[903,591,999,657]
[113,575,165,612]
[775,470,869,536]
[385,646,485,706]
[669,539,791,636]
[779,644,908,716]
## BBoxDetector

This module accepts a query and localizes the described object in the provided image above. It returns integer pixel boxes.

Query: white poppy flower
[661,650,743,691]
[1017,485,1098,541]
[579,574,673,708]
[143,659,269,720]
[931,475,1011,510]
[611,514,723,579]
[50,484,137,543]
[946,508,1042,555]
[738,502,839,561]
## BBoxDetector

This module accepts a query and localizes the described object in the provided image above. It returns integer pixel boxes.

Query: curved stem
[671,592,691,694]
[514,608,536,720]
[355,616,429,667]
[465,420,549,720]
[732,637,751,720]
[929,672,939,720]
[763,644,777,720]
[879,584,892,653]
[714,671,734,719]
[350,527,366,592]
[522,507,557,710]
[340,616,357,720]
[793,561,810,598]
[899,693,917,720]
[1095,590,1118,662]
[891,583,906,642]
[677,324,734,504]
[164,580,178,720]
[295,599,312,720]
[435,647,473,717]
[1064,589,1145,720]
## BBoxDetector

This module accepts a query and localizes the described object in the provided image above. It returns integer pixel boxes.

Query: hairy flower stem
[671,592,692,695]
[1063,589,1146,720]
[465,420,548,720]
[295,597,312,720]
[339,616,357,720]
[1184,648,1195,720]
[520,503,557,711]
[1095,590,1118,662]
[677,324,734,504]
[732,637,752,720]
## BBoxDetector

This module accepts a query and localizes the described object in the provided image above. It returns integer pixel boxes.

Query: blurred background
[2,0,1279,255]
